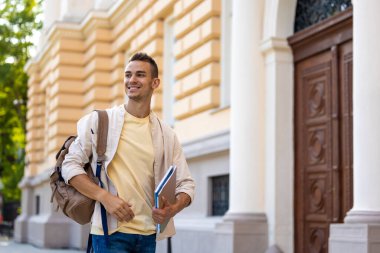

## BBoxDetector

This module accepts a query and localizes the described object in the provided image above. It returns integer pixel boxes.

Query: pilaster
[260,37,294,253]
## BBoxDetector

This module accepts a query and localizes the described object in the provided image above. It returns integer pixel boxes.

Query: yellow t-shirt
[91,111,155,235]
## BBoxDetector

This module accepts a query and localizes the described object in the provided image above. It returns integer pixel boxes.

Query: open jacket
[61,104,195,240]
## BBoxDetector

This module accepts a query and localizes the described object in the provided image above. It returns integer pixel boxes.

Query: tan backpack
[50,110,108,225]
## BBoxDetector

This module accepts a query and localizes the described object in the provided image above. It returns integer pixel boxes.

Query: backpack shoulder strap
[95,110,108,160]
[94,110,110,245]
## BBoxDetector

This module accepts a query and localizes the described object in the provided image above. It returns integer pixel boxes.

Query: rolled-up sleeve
[173,134,195,204]
[61,112,97,184]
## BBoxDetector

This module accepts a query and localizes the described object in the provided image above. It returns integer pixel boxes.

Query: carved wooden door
[289,9,353,253]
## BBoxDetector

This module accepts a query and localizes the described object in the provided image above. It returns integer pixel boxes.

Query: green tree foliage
[0,0,42,202]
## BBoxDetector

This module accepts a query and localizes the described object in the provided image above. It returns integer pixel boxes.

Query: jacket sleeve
[173,134,195,204]
[61,112,98,184]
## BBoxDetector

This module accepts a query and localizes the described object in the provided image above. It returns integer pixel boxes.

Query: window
[211,174,229,216]
[294,0,352,32]
[35,195,40,215]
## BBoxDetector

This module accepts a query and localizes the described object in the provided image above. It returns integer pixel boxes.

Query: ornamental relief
[307,81,326,118]
[309,227,326,253]
[309,178,326,214]
[308,129,326,165]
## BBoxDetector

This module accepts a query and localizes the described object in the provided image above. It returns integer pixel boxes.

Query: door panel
[296,51,335,253]
[290,9,353,253]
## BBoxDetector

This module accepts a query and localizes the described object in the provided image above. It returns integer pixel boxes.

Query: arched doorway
[289,2,353,253]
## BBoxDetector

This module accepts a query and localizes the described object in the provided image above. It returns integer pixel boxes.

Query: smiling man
[62,52,195,253]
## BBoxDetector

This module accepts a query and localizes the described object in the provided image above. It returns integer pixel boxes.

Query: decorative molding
[175,217,223,231]
[223,212,268,223]
[18,169,52,188]
[288,7,352,46]
[345,210,380,224]
[182,130,230,159]
[260,37,292,55]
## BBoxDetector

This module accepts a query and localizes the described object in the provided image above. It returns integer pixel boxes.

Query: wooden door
[289,9,353,253]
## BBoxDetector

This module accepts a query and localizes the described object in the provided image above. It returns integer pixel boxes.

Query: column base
[14,180,34,243]
[329,211,380,253]
[329,224,380,253]
[26,212,90,249]
[344,210,380,224]
[14,214,30,243]
[215,212,268,253]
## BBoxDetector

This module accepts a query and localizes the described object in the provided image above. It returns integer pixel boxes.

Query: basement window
[211,175,229,216]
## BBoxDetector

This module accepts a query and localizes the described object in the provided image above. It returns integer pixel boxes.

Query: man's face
[124,60,159,102]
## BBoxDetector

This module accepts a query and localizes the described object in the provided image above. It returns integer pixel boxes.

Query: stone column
[215,0,268,252]
[329,1,380,252]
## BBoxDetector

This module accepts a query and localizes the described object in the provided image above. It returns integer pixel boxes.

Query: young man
[62,52,195,253]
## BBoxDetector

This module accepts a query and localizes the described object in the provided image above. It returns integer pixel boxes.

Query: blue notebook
[154,165,177,233]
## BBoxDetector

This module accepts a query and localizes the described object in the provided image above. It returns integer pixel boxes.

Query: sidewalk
[0,236,84,253]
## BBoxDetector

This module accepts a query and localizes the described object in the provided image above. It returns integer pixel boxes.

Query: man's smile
[128,85,141,91]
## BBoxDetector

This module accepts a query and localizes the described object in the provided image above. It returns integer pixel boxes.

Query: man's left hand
[152,193,191,225]
[152,197,175,224]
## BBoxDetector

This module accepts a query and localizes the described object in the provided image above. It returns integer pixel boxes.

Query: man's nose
[129,74,138,83]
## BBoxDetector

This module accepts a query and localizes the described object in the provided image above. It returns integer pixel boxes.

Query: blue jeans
[91,232,156,253]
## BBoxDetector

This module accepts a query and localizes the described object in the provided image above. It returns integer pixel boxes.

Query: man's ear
[152,78,160,90]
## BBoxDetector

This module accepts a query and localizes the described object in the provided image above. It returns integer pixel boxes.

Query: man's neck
[124,100,151,118]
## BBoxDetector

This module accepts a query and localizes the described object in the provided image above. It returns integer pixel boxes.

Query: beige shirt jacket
[61,104,195,240]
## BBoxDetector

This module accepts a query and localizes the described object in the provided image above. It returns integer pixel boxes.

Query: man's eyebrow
[124,70,147,74]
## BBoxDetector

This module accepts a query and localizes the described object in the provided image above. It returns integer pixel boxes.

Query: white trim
[163,15,175,126]
[182,130,229,159]
[220,0,232,107]
[18,169,51,188]
[175,217,223,231]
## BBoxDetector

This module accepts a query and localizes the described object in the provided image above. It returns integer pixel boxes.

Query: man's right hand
[99,192,135,222]
[69,174,135,222]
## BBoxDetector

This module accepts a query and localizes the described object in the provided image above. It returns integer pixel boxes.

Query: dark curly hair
[129,52,159,78]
